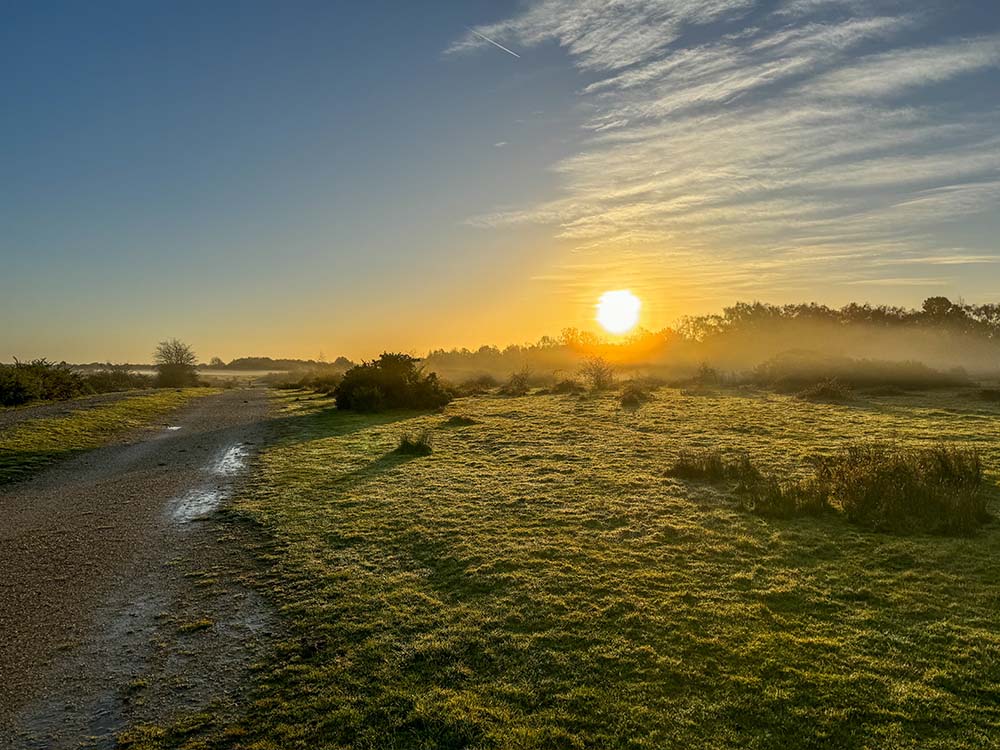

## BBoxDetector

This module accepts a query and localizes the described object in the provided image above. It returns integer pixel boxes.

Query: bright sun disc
[596,290,641,334]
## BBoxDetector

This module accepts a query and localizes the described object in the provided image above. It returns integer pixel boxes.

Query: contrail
[467,27,521,58]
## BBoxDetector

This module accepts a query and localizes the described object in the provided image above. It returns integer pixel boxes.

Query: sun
[596,290,641,334]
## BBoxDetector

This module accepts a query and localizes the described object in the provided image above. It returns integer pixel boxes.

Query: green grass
[133,387,1000,749]
[0,389,214,483]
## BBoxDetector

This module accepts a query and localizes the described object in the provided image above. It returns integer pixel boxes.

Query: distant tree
[153,338,198,387]
[922,296,954,319]
[209,356,225,368]
[332,356,355,370]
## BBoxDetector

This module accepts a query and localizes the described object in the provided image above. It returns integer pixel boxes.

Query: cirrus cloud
[450,1,1000,303]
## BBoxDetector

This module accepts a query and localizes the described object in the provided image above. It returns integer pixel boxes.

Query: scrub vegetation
[0,359,152,406]
[0,388,213,483]
[334,353,453,412]
[128,384,1000,749]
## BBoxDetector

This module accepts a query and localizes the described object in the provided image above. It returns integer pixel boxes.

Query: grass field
[0,389,214,484]
[126,387,1000,749]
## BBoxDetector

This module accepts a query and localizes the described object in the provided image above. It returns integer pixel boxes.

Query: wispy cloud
[807,36,1000,98]
[450,2,1000,304]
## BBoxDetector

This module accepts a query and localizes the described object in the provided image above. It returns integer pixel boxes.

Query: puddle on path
[214,444,249,476]
[168,443,250,523]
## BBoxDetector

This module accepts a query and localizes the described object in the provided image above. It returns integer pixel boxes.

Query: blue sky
[2,1,999,361]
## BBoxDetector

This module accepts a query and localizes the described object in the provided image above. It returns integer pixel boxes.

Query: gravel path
[0,388,274,747]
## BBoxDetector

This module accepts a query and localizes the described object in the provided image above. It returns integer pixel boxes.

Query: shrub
[0,366,37,406]
[394,430,433,456]
[300,372,343,395]
[552,378,584,395]
[797,378,852,402]
[695,363,719,384]
[0,359,90,406]
[579,357,615,391]
[83,365,152,393]
[978,388,1000,403]
[755,352,968,392]
[334,353,452,412]
[813,443,987,534]
[499,369,531,397]
[155,364,200,388]
[457,374,498,396]
[620,381,653,408]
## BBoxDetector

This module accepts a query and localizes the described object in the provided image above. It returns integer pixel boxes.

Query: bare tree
[153,338,198,387]
[579,356,615,390]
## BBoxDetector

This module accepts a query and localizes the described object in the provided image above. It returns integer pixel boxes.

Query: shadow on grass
[331,451,422,487]
[0,449,80,484]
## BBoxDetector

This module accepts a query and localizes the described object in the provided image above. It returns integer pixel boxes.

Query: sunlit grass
[0,389,214,483]
[128,387,1000,749]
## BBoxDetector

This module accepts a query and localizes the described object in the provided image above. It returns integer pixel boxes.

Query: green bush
[334,353,452,412]
[0,359,89,406]
[83,366,152,393]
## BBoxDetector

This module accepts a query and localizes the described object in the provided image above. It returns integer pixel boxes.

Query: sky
[2,0,999,362]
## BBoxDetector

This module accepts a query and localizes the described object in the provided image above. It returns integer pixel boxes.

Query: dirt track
[0,388,274,748]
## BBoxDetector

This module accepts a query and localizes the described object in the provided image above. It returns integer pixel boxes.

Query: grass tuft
[739,443,988,534]
[442,415,477,427]
[667,449,761,482]
[394,430,433,456]
[815,443,987,534]
[176,618,214,633]
[737,475,831,518]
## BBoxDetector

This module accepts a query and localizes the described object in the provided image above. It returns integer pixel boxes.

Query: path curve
[0,388,273,747]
